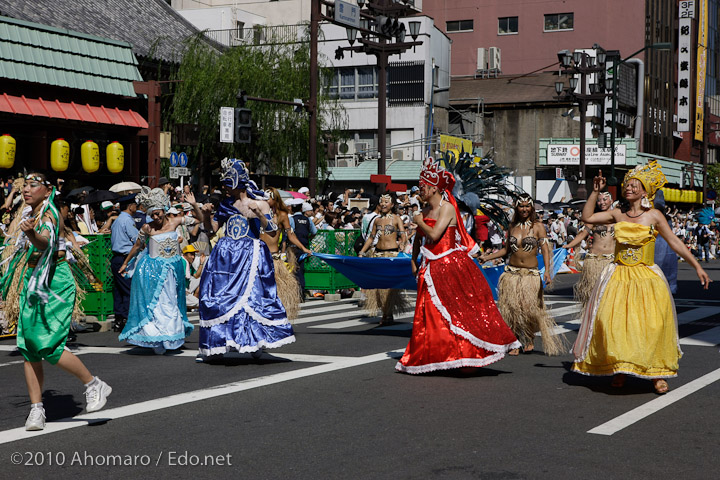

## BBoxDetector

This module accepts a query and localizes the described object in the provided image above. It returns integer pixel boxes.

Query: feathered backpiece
[441,150,520,229]
[136,187,169,213]
[697,207,716,225]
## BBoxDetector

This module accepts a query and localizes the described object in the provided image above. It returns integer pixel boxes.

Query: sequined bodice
[423,219,461,255]
[225,214,265,240]
[613,222,657,267]
[148,231,179,258]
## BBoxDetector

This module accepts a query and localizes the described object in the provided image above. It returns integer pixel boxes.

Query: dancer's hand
[185,192,197,205]
[411,262,418,276]
[697,267,712,290]
[118,263,127,275]
[593,170,606,192]
[19,219,36,236]
[544,271,552,286]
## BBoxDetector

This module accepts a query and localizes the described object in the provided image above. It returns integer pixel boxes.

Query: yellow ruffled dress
[572,222,681,378]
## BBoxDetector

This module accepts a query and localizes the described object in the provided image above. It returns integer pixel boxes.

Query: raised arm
[582,171,618,225]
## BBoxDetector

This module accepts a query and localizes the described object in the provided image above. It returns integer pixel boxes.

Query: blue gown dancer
[119,187,195,354]
[197,159,295,361]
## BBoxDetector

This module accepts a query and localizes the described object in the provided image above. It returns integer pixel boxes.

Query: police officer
[289,202,317,299]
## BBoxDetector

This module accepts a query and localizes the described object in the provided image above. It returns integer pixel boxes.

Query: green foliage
[709,162,720,195]
[168,26,346,178]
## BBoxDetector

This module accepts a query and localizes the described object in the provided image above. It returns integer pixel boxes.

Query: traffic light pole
[308,0,320,196]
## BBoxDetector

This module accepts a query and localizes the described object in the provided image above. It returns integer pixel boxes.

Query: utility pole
[308,0,320,196]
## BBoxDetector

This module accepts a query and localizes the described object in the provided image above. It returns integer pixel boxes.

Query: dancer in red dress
[396,159,521,374]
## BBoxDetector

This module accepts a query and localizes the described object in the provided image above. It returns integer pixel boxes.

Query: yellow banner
[695,0,708,141]
[439,134,472,154]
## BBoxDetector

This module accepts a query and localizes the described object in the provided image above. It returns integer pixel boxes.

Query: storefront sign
[546,144,627,166]
[677,2,694,132]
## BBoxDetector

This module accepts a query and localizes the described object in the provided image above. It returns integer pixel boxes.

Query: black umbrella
[569,198,586,205]
[83,190,119,204]
[65,186,95,200]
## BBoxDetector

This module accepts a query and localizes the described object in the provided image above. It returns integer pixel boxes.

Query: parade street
[0,261,719,479]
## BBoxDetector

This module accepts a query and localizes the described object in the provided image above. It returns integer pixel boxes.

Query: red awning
[0,93,148,128]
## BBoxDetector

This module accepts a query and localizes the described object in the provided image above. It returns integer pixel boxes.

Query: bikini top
[375,217,398,237]
[592,224,615,237]
[508,235,539,253]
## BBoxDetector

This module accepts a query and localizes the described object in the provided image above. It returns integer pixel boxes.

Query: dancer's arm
[411,231,422,276]
[358,221,378,256]
[19,213,53,252]
[652,210,711,289]
[396,215,406,251]
[412,203,455,242]
[582,171,618,225]
[480,246,507,262]
[537,223,553,286]
[564,226,590,249]
[118,226,148,274]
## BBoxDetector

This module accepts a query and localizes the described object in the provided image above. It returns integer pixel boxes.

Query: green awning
[329,160,422,182]
[0,15,142,97]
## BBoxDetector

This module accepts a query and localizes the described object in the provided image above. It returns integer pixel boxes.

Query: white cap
[100,201,114,210]
[301,202,313,212]
[298,187,310,195]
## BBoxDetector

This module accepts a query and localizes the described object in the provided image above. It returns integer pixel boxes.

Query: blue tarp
[309,248,570,299]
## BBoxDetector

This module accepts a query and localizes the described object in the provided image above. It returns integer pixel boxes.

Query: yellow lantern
[81,140,100,173]
[106,141,124,173]
[50,138,70,172]
[0,134,16,169]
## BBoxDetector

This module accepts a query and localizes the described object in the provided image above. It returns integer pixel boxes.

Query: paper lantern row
[0,134,124,173]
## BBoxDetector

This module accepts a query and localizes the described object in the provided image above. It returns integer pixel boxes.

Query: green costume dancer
[1,172,112,431]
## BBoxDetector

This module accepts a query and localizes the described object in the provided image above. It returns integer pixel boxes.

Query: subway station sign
[546,144,627,166]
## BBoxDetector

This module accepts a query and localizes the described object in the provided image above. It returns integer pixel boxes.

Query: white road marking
[0,349,404,445]
[311,312,414,329]
[679,326,720,347]
[587,367,720,436]
[548,305,582,318]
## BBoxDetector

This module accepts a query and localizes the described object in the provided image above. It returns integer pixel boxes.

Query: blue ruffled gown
[120,231,194,350]
[198,201,295,356]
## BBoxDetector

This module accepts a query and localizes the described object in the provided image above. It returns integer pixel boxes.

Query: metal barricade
[304,229,361,293]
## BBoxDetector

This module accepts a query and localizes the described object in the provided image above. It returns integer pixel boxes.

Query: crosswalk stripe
[309,312,415,330]
[679,326,720,347]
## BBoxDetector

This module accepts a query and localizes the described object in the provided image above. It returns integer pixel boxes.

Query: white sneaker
[85,378,112,413]
[25,406,45,431]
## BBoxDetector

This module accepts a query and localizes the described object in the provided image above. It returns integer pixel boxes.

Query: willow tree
[168,27,346,181]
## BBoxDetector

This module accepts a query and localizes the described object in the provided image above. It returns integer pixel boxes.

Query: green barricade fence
[304,229,361,293]
[78,234,114,321]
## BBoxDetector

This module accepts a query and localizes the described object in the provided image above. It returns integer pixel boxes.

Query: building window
[327,67,379,101]
[544,13,573,32]
[498,16,518,35]
[446,20,473,33]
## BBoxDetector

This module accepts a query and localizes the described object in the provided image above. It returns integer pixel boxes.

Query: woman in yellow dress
[572,162,711,394]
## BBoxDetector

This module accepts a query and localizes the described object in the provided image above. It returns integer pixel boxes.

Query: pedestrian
[481,193,566,356]
[181,244,204,310]
[696,222,712,262]
[563,191,616,307]
[396,159,520,374]
[289,201,317,300]
[196,159,295,362]
[117,188,198,354]
[0,172,111,431]
[110,194,139,332]
[572,164,711,394]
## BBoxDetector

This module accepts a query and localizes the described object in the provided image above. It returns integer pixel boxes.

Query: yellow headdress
[622,160,667,201]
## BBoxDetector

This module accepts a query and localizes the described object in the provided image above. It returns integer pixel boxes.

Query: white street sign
[169,167,190,179]
[335,0,360,28]
[220,107,234,143]
[546,144,627,166]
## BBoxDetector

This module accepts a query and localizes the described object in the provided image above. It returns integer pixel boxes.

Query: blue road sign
[179,152,188,167]
[169,152,179,167]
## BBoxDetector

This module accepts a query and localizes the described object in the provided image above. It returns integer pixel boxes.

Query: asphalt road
[0,261,719,479]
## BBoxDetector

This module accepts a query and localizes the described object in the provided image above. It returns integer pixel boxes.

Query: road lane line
[677,307,719,325]
[587,367,720,436]
[310,312,414,329]
[0,349,404,445]
[679,326,720,347]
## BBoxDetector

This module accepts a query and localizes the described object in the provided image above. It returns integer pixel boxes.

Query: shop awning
[0,93,148,128]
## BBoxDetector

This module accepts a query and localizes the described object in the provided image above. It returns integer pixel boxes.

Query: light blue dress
[120,231,194,350]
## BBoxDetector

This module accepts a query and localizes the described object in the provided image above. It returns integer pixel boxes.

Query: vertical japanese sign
[220,107,234,143]
[695,0,708,141]
[677,1,695,132]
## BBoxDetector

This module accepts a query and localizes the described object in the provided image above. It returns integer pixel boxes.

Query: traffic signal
[234,108,251,144]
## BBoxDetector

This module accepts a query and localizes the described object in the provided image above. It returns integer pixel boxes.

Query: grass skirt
[574,254,613,307]
[497,266,565,355]
[273,254,301,321]
[364,249,411,319]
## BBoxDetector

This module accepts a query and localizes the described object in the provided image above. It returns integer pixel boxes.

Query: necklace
[520,219,532,228]
[625,210,645,218]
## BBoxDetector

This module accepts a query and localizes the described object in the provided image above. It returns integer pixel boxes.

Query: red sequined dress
[396,218,521,374]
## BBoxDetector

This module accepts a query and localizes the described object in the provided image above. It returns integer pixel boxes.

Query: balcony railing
[203,24,306,48]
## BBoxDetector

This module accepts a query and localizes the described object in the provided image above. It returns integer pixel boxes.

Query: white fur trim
[424,263,522,353]
[395,352,506,374]
[198,334,296,356]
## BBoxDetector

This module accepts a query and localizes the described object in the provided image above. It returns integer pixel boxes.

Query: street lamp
[313,0,422,181]
[556,47,610,199]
